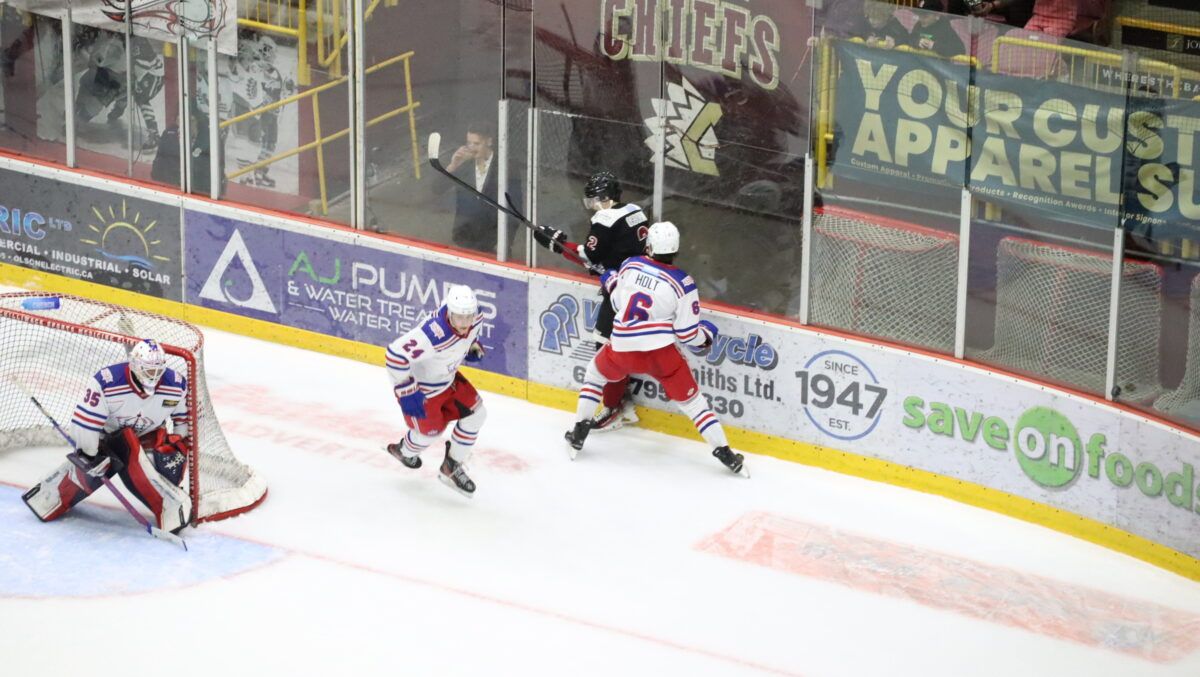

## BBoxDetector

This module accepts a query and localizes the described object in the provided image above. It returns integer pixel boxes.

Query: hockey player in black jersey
[536,171,647,431]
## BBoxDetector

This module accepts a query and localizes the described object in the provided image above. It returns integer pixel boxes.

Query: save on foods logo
[903,398,1199,515]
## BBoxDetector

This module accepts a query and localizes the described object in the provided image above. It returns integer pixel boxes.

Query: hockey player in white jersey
[384,285,488,497]
[22,339,193,532]
[563,221,747,476]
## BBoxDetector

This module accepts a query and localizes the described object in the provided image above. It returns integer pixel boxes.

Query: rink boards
[0,152,1196,581]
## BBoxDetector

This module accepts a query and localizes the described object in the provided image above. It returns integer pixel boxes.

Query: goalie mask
[130,339,167,389]
[444,285,479,336]
[582,171,621,210]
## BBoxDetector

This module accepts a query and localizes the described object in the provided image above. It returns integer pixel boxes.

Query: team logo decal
[644,76,723,177]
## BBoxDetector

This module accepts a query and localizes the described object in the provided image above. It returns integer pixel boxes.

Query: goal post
[0,292,266,523]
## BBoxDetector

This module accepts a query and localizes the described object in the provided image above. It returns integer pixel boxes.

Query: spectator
[965,0,1036,28]
[860,1,910,49]
[908,0,967,55]
[1025,0,1107,41]
[435,123,521,257]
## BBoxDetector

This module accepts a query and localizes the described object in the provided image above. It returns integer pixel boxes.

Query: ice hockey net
[808,206,959,353]
[0,292,266,523]
[978,237,1162,400]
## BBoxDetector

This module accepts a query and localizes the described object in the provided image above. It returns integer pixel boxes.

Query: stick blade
[151,526,188,550]
[427,132,441,162]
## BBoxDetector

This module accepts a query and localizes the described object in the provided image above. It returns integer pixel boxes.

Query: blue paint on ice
[0,485,283,598]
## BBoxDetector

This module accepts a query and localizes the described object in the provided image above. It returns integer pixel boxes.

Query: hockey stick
[12,379,188,550]
[426,132,603,274]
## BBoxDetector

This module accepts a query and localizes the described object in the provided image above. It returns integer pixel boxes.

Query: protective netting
[0,292,266,522]
[979,238,1162,399]
[1155,274,1200,418]
[808,207,958,353]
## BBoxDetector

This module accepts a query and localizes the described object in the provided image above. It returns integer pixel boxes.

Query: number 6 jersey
[605,255,709,353]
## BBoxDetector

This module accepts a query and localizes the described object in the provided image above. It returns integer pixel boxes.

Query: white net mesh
[978,238,1162,399]
[808,208,958,352]
[0,292,266,522]
[1155,274,1200,419]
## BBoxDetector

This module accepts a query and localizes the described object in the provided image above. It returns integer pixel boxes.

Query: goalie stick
[426,132,603,275]
[12,378,188,550]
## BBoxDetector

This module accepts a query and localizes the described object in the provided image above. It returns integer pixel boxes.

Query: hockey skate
[438,443,475,498]
[564,420,592,460]
[713,446,749,478]
[591,398,638,433]
[385,442,421,469]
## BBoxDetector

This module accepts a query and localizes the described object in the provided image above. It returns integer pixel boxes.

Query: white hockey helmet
[646,221,680,256]
[445,284,479,334]
[130,338,167,388]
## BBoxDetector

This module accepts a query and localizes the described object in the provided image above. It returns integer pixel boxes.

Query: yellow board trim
[3,262,1196,582]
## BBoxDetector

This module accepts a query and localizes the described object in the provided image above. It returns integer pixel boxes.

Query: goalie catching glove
[394,379,426,419]
[140,429,190,456]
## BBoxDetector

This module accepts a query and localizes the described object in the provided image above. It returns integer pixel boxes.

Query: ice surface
[2,327,1198,676]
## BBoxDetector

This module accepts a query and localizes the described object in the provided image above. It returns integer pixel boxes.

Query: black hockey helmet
[583,171,622,209]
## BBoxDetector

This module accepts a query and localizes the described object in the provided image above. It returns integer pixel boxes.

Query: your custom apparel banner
[831,41,1200,237]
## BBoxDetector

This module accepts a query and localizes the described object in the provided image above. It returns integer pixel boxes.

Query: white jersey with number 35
[606,256,708,353]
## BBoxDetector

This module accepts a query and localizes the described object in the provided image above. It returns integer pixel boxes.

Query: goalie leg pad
[119,447,192,533]
[22,460,101,522]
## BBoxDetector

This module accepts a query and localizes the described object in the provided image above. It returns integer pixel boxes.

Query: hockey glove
[599,268,618,293]
[154,433,190,457]
[465,341,486,363]
[698,320,719,347]
[67,449,121,479]
[395,381,427,419]
[534,227,568,253]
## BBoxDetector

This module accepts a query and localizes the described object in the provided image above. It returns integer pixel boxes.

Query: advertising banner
[184,211,528,380]
[529,272,1199,559]
[831,41,1200,236]
[528,274,809,439]
[0,166,182,299]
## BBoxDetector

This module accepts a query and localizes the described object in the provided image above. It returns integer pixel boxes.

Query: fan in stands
[22,339,192,533]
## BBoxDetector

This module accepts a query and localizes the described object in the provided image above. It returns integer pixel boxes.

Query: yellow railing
[237,0,310,85]
[220,50,422,216]
[314,0,398,77]
[991,35,1182,96]
[1117,16,1200,39]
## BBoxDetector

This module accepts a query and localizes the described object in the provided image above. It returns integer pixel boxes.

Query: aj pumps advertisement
[0,167,182,300]
[184,211,529,380]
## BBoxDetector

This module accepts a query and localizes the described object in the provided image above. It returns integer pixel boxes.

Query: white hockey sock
[676,393,729,448]
[576,359,608,422]
[403,429,437,457]
[449,404,486,463]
